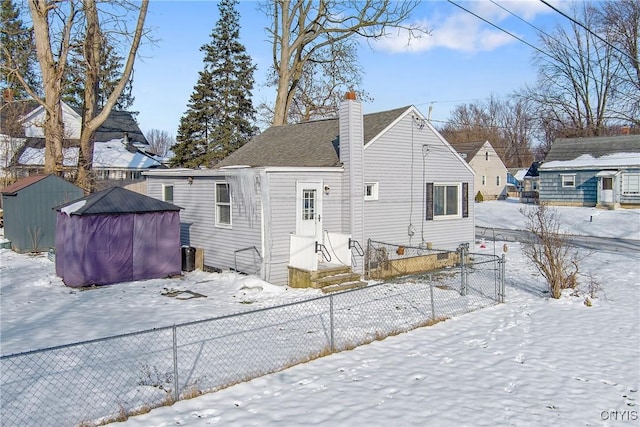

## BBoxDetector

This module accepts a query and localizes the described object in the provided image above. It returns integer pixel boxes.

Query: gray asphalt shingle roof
[216,106,411,168]
[448,141,486,160]
[545,135,640,162]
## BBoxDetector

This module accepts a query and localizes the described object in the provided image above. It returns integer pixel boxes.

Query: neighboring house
[449,140,508,200]
[538,135,640,209]
[519,161,541,204]
[144,94,475,287]
[55,187,182,287]
[1,174,84,252]
[507,168,528,192]
[0,100,162,186]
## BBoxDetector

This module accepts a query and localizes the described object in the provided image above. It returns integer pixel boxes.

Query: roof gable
[0,174,49,194]
[216,106,412,168]
[56,186,181,215]
[1,100,147,144]
[447,140,488,161]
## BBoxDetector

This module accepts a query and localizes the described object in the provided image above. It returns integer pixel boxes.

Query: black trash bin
[181,246,196,272]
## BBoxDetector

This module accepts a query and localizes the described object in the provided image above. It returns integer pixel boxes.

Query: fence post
[457,243,468,296]
[329,294,335,352]
[501,254,506,303]
[429,277,435,321]
[366,239,371,279]
[172,325,179,403]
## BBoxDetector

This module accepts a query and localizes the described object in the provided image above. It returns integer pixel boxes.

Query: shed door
[296,182,323,241]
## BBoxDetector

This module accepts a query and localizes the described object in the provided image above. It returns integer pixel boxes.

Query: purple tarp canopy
[54,187,181,288]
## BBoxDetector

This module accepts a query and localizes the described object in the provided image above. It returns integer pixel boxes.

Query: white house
[144,94,475,287]
[449,140,508,200]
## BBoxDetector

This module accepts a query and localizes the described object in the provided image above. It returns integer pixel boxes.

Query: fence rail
[1,250,505,427]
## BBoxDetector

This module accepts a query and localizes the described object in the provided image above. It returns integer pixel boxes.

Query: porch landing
[288,264,367,293]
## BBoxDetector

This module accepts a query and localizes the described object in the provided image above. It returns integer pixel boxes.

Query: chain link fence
[1,248,505,427]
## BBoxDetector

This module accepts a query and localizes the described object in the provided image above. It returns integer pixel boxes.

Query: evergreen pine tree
[62,42,136,111]
[171,0,257,168]
[1,0,40,99]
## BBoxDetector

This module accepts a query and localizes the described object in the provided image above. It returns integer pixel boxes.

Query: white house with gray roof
[538,135,640,209]
[144,94,475,287]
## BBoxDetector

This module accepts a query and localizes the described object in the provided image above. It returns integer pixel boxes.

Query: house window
[162,184,174,203]
[561,174,576,188]
[485,152,489,161]
[434,184,459,217]
[496,176,501,186]
[364,182,379,201]
[622,174,640,195]
[481,176,486,186]
[215,182,231,227]
[602,177,613,190]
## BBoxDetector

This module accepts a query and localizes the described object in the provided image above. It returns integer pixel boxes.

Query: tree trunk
[29,0,70,175]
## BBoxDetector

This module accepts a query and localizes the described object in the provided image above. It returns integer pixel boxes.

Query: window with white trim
[481,175,486,186]
[496,175,501,186]
[364,182,379,201]
[561,174,576,188]
[622,174,640,195]
[162,184,174,203]
[215,182,232,227]
[434,184,460,217]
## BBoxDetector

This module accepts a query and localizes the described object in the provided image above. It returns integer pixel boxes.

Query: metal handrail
[315,241,332,262]
[234,246,262,274]
[349,238,364,256]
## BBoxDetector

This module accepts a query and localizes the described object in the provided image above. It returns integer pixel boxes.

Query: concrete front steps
[288,264,367,293]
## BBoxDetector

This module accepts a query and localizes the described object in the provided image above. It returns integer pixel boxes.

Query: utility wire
[539,0,638,65]
[446,0,638,99]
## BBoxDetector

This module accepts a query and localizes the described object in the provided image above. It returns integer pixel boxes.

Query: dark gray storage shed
[1,174,84,253]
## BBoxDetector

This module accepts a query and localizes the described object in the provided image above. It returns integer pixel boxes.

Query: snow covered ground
[1,200,639,426]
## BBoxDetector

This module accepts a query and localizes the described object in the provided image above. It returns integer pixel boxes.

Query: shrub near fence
[1,250,505,427]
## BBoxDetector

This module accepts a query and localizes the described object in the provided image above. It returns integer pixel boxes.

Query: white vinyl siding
[363,113,474,250]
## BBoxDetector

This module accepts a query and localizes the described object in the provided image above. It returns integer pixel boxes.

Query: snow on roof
[539,152,640,171]
[18,139,161,169]
[513,169,528,180]
[60,200,87,216]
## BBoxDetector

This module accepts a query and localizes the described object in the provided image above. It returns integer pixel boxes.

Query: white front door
[296,181,323,241]
[600,177,614,204]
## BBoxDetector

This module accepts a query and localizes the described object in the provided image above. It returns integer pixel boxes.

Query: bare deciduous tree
[28,0,80,175]
[528,2,618,138]
[597,0,640,125]
[259,38,372,125]
[520,204,587,299]
[145,129,175,157]
[263,0,428,126]
[76,0,148,192]
[440,95,534,168]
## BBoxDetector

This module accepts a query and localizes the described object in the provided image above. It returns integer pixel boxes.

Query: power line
[539,0,638,65]
[445,0,638,97]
